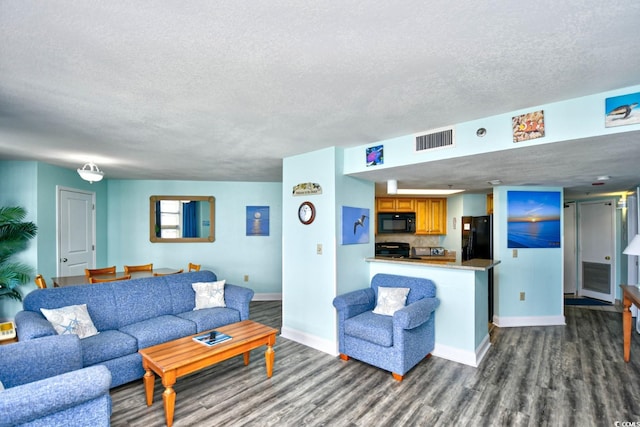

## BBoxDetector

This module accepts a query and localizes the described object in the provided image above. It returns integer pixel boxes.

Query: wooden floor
[110,302,640,426]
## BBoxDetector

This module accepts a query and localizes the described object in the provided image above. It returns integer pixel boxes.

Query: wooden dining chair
[34,274,47,289]
[153,269,184,277]
[89,274,131,284]
[124,263,153,274]
[188,263,201,272]
[85,266,116,279]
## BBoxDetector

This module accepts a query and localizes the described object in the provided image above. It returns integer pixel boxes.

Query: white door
[578,200,615,303]
[58,187,95,276]
[563,202,577,294]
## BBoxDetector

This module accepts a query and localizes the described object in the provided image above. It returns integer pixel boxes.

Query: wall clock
[298,201,315,225]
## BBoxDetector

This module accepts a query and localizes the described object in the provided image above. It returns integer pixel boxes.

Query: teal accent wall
[493,186,564,319]
[282,147,338,343]
[106,180,282,295]
[343,84,640,175]
[335,148,375,296]
[0,161,38,320]
[38,163,109,279]
[0,161,108,319]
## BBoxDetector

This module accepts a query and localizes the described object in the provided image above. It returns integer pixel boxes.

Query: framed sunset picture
[507,191,561,248]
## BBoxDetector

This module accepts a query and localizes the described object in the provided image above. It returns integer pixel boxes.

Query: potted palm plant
[0,206,37,301]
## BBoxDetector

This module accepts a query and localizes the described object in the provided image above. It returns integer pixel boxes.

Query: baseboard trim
[432,334,490,368]
[280,326,338,356]
[493,314,566,327]
[252,293,282,301]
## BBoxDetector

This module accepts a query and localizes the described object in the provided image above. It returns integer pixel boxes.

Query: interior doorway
[57,187,96,276]
[577,199,616,303]
[563,202,577,294]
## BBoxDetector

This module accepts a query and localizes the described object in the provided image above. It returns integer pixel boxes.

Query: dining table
[52,268,183,287]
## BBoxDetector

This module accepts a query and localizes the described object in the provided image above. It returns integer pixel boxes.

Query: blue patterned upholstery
[333,273,440,380]
[0,335,111,426]
[15,270,254,388]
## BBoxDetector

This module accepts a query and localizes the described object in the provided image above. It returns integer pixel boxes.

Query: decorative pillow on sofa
[40,304,99,339]
[372,287,410,316]
[192,280,226,310]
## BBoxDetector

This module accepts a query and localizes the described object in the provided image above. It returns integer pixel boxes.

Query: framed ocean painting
[507,191,561,248]
[246,206,269,236]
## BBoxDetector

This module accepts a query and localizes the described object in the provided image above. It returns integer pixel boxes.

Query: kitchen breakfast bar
[367,256,500,367]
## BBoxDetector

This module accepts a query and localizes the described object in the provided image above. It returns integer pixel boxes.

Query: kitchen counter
[367,256,500,271]
[366,255,500,367]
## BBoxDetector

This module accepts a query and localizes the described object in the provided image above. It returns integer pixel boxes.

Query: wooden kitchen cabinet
[376,198,415,212]
[486,193,493,215]
[415,198,447,235]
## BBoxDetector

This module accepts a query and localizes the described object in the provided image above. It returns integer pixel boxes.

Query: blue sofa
[332,273,440,381]
[0,334,112,427]
[15,270,254,388]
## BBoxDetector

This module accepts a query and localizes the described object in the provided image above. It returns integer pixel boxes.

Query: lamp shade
[623,234,640,256]
[77,162,104,183]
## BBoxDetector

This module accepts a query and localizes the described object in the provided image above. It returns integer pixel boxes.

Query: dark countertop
[366,256,500,271]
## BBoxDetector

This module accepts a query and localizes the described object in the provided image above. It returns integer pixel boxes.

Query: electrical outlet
[317,244,323,255]
[243,275,249,282]
[513,249,518,258]
[520,292,525,301]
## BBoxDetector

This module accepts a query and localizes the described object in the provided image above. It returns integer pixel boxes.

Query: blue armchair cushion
[333,273,440,378]
[344,311,394,347]
[0,365,111,427]
[40,303,99,339]
[0,335,83,388]
[372,287,410,316]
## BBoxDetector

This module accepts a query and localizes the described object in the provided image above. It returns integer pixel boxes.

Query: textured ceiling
[0,1,639,198]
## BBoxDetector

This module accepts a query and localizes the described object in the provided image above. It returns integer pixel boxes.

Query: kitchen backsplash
[375,234,442,248]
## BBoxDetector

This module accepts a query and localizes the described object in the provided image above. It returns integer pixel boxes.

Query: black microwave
[377,212,416,234]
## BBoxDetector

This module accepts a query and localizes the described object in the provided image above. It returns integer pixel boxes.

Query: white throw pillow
[40,304,99,339]
[192,280,226,310]
[372,287,410,316]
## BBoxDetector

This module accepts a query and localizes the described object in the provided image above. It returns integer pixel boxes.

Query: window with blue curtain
[183,201,197,237]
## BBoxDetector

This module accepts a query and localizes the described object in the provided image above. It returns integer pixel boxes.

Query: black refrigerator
[461,215,494,321]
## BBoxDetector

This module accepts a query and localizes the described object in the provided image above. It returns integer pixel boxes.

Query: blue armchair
[0,334,112,427]
[332,273,440,381]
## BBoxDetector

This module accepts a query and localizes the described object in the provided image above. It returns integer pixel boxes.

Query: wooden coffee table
[139,320,278,427]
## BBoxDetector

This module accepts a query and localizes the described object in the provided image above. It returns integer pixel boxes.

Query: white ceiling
[1,1,639,199]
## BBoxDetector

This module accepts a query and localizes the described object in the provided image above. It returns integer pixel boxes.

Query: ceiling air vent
[415,127,455,152]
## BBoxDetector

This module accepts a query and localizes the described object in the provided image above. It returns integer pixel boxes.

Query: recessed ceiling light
[596,175,611,181]
[487,180,502,185]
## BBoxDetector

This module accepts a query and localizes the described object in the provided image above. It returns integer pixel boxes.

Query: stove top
[375,242,410,258]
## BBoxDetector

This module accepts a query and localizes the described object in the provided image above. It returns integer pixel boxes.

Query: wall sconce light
[77,162,104,183]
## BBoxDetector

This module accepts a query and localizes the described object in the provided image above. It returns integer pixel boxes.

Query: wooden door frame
[577,199,616,303]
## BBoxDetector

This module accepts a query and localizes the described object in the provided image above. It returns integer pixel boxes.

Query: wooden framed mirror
[150,196,215,243]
